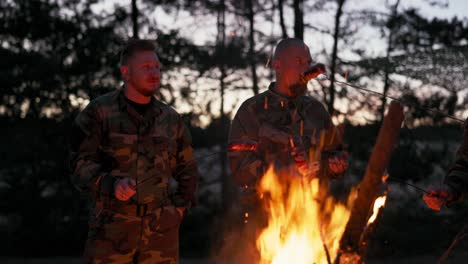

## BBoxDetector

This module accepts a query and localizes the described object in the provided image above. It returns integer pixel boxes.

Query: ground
[2,251,468,264]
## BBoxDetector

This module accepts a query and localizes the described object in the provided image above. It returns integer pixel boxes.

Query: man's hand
[328,151,348,174]
[176,207,185,218]
[295,157,320,178]
[291,145,320,178]
[114,177,136,201]
[423,186,454,211]
[300,161,320,178]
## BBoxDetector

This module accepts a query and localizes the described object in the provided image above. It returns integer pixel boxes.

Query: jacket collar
[266,82,304,110]
[117,87,162,125]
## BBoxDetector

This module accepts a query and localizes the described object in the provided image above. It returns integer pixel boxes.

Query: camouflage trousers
[83,205,182,264]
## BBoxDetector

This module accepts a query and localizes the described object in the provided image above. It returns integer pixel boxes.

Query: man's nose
[150,67,160,75]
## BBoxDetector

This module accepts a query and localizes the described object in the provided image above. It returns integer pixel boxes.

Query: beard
[129,79,158,97]
[288,82,307,97]
[138,85,158,97]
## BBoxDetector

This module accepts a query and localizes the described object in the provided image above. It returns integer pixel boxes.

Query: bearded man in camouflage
[70,39,198,263]
[227,38,348,260]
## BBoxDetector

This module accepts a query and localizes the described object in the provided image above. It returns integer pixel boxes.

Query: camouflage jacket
[445,118,468,203]
[228,82,343,188]
[70,89,198,207]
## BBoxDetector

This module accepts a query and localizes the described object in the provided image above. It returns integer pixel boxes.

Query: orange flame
[256,167,357,264]
[381,173,389,183]
[364,173,389,226]
[366,195,387,225]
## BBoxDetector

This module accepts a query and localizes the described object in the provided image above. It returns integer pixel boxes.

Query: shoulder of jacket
[301,94,321,105]
[301,95,327,111]
[87,90,119,109]
[155,99,182,119]
[237,91,269,113]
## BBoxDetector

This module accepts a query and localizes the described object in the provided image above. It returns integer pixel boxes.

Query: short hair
[120,39,156,66]
[273,38,307,61]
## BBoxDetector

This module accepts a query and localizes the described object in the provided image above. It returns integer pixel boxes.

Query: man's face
[275,43,312,97]
[122,50,161,97]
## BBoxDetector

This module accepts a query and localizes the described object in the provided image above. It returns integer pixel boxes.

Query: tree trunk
[131,0,139,39]
[278,0,288,38]
[246,0,259,95]
[217,0,230,211]
[380,0,400,122]
[327,0,346,114]
[293,0,304,40]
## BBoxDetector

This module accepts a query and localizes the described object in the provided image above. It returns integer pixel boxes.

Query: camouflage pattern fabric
[228,82,343,207]
[70,89,198,263]
[83,205,182,264]
[446,117,468,203]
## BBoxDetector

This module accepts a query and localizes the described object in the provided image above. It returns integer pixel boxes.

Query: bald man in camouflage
[227,38,348,257]
[70,39,198,263]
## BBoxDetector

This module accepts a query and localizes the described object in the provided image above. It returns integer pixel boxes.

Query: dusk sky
[88,0,468,125]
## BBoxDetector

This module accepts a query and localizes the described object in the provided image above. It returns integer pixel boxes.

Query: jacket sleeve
[228,102,266,187]
[445,119,468,203]
[69,101,115,199]
[172,116,199,207]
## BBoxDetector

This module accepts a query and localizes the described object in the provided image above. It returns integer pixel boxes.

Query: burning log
[339,101,404,260]
[356,190,388,262]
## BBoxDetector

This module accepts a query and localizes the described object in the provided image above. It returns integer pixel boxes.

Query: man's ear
[272,59,280,72]
[120,65,129,80]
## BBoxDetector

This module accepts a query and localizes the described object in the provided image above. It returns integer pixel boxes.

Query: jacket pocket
[149,205,182,234]
[153,136,176,173]
[108,132,138,166]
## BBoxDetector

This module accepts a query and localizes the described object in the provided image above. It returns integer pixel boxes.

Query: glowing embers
[228,142,258,151]
[256,166,357,264]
